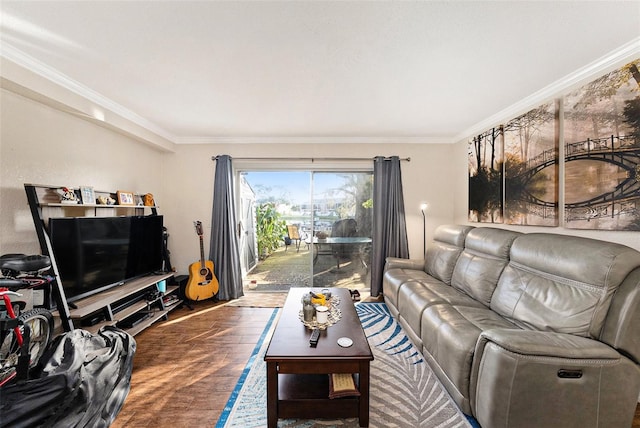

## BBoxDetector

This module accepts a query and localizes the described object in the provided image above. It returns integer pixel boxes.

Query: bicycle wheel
[0,321,20,385]
[19,307,54,369]
[0,308,54,386]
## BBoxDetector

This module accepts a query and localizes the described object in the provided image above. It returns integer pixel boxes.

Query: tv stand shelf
[71,273,181,336]
[70,273,172,318]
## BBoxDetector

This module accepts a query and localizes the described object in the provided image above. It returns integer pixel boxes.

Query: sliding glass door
[239,170,373,291]
[310,172,373,289]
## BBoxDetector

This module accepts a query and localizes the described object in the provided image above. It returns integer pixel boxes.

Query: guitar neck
[199,235,205,268]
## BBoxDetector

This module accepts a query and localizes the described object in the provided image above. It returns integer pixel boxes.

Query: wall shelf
[39,202,158,209]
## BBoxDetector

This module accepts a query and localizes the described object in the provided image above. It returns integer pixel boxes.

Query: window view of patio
[239,171,373,295]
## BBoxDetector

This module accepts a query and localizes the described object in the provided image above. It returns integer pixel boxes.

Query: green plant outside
[256,203,286,259]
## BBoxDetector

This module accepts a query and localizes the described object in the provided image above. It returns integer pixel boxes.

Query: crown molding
[173,135,453,145]
[455,37,640,143]
[0,42,177,145]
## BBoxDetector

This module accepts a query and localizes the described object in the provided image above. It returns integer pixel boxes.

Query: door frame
[233,160,373,287]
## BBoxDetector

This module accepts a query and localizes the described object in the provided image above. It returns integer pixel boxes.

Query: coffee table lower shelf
[277,373,360,420]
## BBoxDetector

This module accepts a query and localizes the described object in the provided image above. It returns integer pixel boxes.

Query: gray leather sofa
[383,224,640,428]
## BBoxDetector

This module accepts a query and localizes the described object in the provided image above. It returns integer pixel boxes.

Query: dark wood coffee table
[264,287,373,427]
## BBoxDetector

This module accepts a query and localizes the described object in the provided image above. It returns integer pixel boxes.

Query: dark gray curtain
[370,156,409,296]
[210,155,243,300]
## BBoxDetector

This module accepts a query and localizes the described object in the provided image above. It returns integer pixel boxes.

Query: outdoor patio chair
[285,225,306,252]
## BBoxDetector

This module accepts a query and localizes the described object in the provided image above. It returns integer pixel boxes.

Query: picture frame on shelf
[116,190,135,206]
[79,186,96,205]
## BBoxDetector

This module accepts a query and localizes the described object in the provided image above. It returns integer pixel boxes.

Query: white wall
[0,89,168,255]
[452,139,640,251]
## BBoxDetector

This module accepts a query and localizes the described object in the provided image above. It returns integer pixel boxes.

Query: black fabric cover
[331,218,358,258]
[0,326,136,428]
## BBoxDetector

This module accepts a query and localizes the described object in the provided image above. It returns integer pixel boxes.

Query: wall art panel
[468,127,503,223]
[564,59,640,231]
[503,101,559,226]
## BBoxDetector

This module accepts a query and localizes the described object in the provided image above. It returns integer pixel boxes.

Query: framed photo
[79,186,96,205]
[116,190,135,206]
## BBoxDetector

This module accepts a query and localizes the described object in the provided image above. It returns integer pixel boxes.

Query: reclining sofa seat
[383,224,474,321]
[382,224,640,428]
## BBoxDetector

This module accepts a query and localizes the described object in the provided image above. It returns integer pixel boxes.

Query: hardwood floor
[111,300,274,427]
[112,299,640,427]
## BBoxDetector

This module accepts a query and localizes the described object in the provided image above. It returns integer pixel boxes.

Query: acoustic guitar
[185,221,219,301]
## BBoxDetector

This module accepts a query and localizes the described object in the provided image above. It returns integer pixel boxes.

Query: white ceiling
[1,1,639,145]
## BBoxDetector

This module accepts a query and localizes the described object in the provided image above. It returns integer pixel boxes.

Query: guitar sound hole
[200,268,210,277]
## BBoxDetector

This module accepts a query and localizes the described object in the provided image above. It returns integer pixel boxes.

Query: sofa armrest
[384,257,425,272]
[476,328,620,360]
[601,266,640,364]
[470,328,639,428]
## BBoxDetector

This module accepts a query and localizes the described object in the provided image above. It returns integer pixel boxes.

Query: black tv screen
[49,215,164,303]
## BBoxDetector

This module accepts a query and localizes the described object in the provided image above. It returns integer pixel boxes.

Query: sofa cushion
[491,233,640,338]
[424,225,474,284]
[383,266,431,313]
[420,304,518,410]
[399,279,486,311]
[451,227,521,306]
[397,279,486,349]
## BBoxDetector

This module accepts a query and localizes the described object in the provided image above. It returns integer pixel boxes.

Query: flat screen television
[49,215,164,303]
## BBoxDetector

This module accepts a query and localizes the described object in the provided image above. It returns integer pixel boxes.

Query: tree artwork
[468,59,639,230]
[564,58,640,230]
[468,127,503,223]
[503,102,559,226]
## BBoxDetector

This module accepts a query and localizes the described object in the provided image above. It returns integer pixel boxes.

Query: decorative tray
[299,296,342,330]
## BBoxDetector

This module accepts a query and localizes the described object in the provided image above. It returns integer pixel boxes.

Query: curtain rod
[211,156,410,162]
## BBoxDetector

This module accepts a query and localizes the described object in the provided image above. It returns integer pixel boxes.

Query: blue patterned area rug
[216,303,478,428]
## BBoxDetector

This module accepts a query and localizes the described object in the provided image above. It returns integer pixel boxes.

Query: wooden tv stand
[66,273,181,336]
[24,183,181,336]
